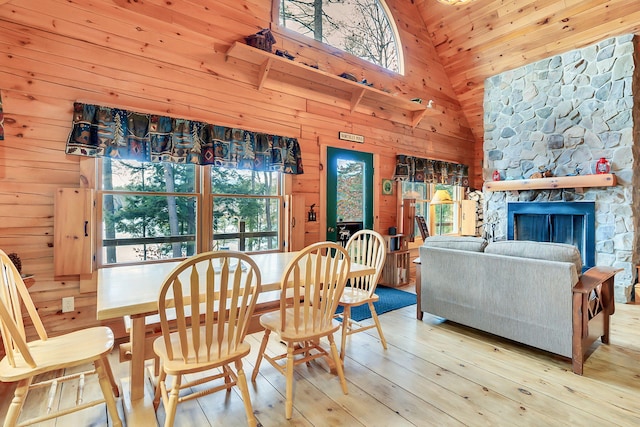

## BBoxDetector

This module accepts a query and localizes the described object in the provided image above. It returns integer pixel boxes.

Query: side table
[413,257,422,320]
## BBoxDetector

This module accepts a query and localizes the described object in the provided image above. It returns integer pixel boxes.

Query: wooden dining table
[96,250,375,423]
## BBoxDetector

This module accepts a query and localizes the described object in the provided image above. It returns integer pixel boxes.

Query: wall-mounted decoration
[0,91,4,141]
[382,179,394,195]
[308,204,317,222]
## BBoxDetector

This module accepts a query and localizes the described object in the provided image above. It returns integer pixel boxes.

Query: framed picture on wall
[382,179,394,195]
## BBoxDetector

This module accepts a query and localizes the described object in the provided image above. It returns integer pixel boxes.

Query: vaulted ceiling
[414,0,640,148]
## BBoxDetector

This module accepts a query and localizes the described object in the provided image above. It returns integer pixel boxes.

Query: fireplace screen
[507,202,595,272]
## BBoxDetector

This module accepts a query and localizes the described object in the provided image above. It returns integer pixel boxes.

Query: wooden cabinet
[381,234,410,287]
[460,199,478,236]
[54,188,95,276]
[225,42,436,128]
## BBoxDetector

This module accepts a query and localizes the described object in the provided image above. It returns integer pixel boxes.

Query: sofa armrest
[573,266,621,315]
[571,266,621,375]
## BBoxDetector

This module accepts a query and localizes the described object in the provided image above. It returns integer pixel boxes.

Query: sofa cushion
[422,236,488,252]
[485,240,582,274]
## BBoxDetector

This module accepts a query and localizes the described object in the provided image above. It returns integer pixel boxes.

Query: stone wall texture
[483,34,639,302]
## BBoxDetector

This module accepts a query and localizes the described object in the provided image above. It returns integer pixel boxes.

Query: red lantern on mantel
[596,157,610,174]
[492,170,501,181]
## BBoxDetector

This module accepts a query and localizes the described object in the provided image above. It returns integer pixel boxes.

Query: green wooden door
[326,147,373,243]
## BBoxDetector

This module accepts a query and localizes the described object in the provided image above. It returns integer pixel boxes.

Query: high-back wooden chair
[251,242,350,420]
[337,229,388,360]
[152,251,261,427]
[0,249,122,427]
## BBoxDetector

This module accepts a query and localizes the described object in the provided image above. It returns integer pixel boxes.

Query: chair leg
[235,360,257,427]
[285,343,295,420]
[4,378,31,427]
[95,358,123,427]
[154,368,167,410]
[252,329,271,382]
[340,306,351,361]
[328,334,348,395]
[101,355,120,397]
[164,375,181,427]
[368,302,387,350]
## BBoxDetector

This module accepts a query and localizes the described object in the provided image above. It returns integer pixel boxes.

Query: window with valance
[393,154,468,187]
[65,102,304,174]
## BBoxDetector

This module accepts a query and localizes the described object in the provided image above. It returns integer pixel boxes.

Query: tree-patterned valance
[65,102,304,174]
[393,154,468,187]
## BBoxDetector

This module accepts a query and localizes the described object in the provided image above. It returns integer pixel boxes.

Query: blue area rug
[335,286,417,322]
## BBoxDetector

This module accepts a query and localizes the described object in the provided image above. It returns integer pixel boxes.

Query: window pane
[213,197,280,252]
[279,0,401,73]
[337,159,364,222]
[433,184,455,235]
[102,194,197,263]
[211,167,278,196]
[103,158,195,193]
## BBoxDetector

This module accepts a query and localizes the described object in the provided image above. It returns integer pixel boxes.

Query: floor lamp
[430,189,452,235]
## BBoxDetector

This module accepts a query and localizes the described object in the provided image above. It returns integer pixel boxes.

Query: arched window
[275,0,404,74]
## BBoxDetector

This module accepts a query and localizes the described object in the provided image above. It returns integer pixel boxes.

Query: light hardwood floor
[2,290,640,426]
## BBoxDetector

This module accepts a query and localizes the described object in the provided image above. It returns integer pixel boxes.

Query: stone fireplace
[483,34,639,302]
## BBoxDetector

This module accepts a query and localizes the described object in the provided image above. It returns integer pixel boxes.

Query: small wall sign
[338,132,364,143]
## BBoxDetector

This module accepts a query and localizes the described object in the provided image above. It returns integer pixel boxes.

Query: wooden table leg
[130,315,147,401]
[413,257,423,320]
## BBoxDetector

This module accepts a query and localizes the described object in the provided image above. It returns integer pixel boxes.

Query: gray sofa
[418,236,620,374]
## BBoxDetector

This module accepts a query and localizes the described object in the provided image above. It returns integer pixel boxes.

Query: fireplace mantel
[484,173,616,192]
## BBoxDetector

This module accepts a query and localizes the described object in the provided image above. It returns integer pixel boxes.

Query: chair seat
[339,289,379,306]
[0,326,115,382]
[153,325,251,375]
[259,309,342,341]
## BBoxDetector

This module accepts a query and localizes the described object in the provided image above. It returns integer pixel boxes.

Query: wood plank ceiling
[415,0,640,156]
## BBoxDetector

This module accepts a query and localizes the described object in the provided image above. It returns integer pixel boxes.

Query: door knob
[327,227,335,232]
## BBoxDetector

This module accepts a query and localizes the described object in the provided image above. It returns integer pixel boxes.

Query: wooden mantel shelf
[483,173,617,192]
[225,41,435,128]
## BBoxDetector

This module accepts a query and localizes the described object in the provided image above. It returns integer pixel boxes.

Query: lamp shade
[430,189,452,204]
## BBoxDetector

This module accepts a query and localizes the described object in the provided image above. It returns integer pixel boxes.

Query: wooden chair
[337,230,388,361]
[152,251,261,427]
[251,242,350,420]
[0,249,122,427]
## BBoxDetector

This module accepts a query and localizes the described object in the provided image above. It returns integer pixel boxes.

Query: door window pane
[336,159,364,222]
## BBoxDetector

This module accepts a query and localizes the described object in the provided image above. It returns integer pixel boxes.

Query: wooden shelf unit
[483,173,617,192]
[225,42,434,128]
[381,234,410,287]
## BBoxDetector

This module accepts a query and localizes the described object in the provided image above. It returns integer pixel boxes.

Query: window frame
[270,0,405,75]
[210,167,285,254]
[400,181,464,242]
[95,159,287,268]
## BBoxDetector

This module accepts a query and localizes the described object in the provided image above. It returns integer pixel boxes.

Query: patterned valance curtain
[0,91,4,141]
[393,154,468,187]
[65,102,304,174]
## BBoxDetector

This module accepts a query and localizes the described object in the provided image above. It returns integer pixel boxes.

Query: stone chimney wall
[483,34,639,302]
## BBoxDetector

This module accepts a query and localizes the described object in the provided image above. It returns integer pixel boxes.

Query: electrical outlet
[62,297,74,313]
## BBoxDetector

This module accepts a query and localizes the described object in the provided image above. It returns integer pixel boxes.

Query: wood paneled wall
[417,0,640,184]
[0,0,473,336]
